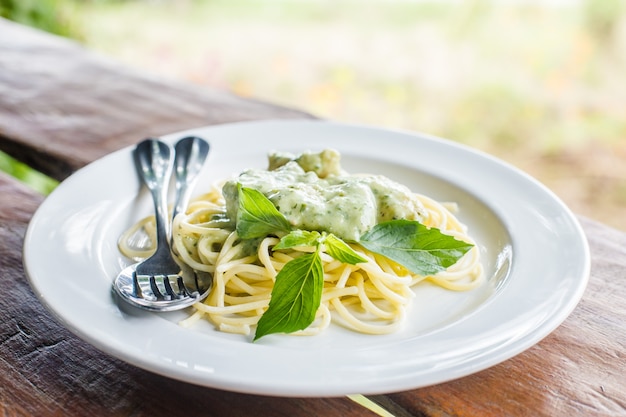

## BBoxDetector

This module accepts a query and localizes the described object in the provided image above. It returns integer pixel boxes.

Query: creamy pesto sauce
[223,150,427,241]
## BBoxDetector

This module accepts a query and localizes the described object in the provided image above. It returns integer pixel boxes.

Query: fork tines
[134,273,190,301]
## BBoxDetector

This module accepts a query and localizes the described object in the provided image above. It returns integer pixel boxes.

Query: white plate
[24,120,589,396]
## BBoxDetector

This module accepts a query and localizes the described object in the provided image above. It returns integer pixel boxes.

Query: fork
[132,138,185,302]
[114,137,210,311]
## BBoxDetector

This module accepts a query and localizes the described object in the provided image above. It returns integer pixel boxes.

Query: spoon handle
[172,136,210,222]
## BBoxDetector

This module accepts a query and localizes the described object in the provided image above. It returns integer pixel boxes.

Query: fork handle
[133,138,174,250]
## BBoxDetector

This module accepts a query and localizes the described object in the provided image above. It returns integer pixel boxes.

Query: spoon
[114,136,211,311]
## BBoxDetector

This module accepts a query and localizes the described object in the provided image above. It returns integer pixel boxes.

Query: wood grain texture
[381,217,626,417]
[1,16,626,417]
[0,18,314,181]
[0,173,376,417]
[0,18,374,417]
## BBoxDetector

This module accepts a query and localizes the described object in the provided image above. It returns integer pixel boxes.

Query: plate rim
[23,119,590,396]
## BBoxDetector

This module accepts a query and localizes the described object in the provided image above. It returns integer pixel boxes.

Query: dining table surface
[1,17,625,417]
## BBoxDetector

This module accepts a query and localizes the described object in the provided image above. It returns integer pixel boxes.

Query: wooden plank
[2,16,626,417]
[0,19,375,417]
[380,217,626,416]
[0,172,376,417]
[0,17,314,181]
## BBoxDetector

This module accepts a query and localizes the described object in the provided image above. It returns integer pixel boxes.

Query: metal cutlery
[114,136,211,311]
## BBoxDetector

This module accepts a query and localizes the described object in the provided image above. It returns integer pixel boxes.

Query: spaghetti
[119,150,483,337]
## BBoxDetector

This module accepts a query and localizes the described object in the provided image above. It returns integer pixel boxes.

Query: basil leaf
[236,185,292,239]
[359,219,473,276]
[274,230,321,250]
[254,250,324,340]
[324,233,367,265]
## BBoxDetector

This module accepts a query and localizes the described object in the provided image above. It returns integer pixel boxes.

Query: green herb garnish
[274,230,321,250]
[236,184,292,239]
[323,233,367,265]
[235,186,473,340]
[254,250,324,341]
[274,230,367,265]
[359,219,474,276]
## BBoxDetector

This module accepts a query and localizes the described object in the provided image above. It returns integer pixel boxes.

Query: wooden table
[1,18,625,417]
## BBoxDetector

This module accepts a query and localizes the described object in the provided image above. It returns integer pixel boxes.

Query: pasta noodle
[119,178,483,337]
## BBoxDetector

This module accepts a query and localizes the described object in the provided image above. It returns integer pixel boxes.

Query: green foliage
[0,0,81,39]
[0,152,58,195]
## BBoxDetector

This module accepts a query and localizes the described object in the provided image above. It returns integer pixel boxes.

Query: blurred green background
[1,0,625,230]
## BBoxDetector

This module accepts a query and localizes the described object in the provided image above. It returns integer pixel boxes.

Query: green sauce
[223,149,427,241]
